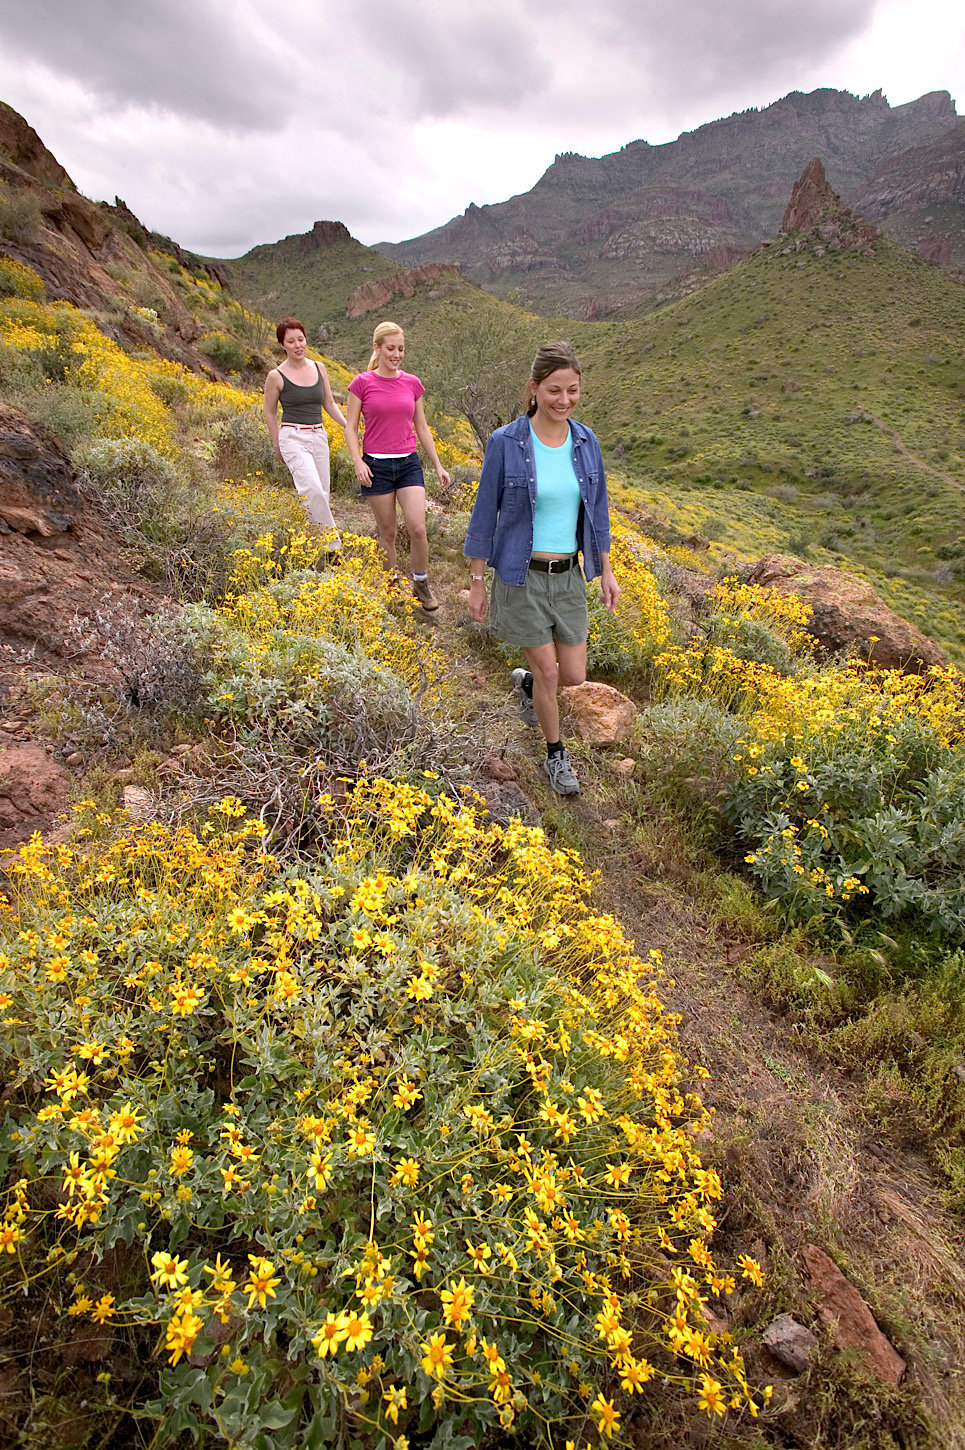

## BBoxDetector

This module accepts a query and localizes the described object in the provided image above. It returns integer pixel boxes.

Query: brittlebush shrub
[0,255,44,300]
[0,784,765,1449]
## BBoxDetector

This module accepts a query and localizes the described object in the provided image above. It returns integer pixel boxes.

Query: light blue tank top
[530,425,581,554]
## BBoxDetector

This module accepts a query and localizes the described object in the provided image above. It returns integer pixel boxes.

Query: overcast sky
[0,0,961,257]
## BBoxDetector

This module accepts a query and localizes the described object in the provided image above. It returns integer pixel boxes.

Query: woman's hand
[437,466,451,491]
[355,460,373,487]
[467,577,488,623]
[600,563,620,613]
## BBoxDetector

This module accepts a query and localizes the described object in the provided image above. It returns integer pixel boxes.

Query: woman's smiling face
[376,330,405,371]
[531,367,581,423]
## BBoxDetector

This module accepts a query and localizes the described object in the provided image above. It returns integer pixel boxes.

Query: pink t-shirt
[348,370,425,454]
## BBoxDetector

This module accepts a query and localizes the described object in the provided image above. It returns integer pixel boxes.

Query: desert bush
[73,436,180,534]
[214,407,289,486]
[199,330,249,374]
[0,785,764,1449]
[729,700,965,942]
[0,255,44,300]
[0,185,43,244]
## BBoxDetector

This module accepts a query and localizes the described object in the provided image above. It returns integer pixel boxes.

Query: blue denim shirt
[464,415,612,586]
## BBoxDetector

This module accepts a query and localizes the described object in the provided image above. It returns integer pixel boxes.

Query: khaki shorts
[489,564,589,647]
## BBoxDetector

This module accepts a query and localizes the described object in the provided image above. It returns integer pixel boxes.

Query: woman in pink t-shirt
[345,320,450,612]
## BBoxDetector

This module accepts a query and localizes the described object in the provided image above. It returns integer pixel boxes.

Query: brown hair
[368,320,403,371]
[276,316,305,345]
[526,340,581,416]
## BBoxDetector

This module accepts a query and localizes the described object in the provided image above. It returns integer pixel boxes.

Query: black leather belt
[529,554,578,574]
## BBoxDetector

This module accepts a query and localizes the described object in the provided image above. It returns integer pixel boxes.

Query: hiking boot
[510,667,538,727]
[412,577,440,612]
[543,748,580,796]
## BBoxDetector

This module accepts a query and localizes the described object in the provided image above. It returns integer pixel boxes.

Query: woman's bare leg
[522,642,562,742]
[396,487,429,576]
[366,492,399,572]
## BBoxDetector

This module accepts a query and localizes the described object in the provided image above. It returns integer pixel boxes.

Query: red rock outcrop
[346,264,463,318]
[560,683,637,744]
[744,554,948,674]
[0,100,73,189]
[780,157,878,247]
[0,745,71,848]
[299,220,353,253]
[802,1245,906,1385]
[0,403,165,674]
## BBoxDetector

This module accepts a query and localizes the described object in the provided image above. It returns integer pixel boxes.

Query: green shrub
[0,785,761,1449]
[199,330,249,373]
[727,712,965,943]
[0,255,44,299]
[214,407,288,484]
[0,186,43,244]
[74,436,180,535]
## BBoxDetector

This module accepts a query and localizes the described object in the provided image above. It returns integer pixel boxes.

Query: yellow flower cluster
[219,530,445,696]
[0,782,766,1445]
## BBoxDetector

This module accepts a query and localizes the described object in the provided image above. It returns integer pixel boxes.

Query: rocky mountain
[0,102,247,379]
[856,119,965,270]
[375,87,960,317]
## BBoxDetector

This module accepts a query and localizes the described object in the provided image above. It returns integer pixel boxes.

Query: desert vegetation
[2,220,965,1450]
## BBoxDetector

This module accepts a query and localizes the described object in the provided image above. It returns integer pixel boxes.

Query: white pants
[278,426,339,535]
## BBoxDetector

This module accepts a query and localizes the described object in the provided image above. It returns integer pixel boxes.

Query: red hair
[276,316,306,344]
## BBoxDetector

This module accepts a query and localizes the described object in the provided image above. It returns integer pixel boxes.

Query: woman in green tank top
[264,316,346,553]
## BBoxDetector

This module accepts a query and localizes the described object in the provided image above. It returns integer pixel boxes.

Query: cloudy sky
[0,0,962,258]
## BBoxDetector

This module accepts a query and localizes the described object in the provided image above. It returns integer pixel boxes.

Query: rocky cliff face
[0,105,234,376]
[856,120,965,270]
[376,87,960,318]
[345,263,463,318]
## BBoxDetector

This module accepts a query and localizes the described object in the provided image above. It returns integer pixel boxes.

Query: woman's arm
[598,550,620,612]
[467,557,489,622]
[343,392,372,486]
[318,363,346,429]
[413,397,450,489]
[263,370,283,460]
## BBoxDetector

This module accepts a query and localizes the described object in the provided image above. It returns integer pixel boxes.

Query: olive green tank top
[279,362,324,424]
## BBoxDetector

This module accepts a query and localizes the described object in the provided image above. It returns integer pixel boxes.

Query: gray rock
[763,1314,818,1374]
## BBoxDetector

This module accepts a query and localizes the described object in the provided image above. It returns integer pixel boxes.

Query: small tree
[419,302,535,450]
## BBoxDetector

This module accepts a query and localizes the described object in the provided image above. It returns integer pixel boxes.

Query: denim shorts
[489,562,589,647]
[361,452,425,497]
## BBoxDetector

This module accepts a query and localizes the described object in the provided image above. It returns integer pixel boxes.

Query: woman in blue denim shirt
[465,341,620,796]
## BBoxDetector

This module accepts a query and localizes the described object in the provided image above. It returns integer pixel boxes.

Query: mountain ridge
[374,87,960,317]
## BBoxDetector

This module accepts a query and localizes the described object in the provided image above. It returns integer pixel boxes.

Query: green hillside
[572,237,965,658]
[214,209,965,657]
[215,223,534,375]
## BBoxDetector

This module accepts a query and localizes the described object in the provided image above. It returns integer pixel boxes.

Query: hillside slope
[569,179,965,657]
[375,87,959,317]
[212,219,541,377]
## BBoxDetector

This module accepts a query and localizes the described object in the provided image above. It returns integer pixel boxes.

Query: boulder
[762,1314,818,1374]
[801,1245,906,1385]
[0,744,71,848]
[121,785,154,823]
[744,553,948,673]
[560,682,637,744]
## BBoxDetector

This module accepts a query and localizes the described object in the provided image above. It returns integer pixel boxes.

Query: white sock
[412,572,428,581]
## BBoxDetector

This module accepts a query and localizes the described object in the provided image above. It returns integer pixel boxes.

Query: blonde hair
[368,320,403,371]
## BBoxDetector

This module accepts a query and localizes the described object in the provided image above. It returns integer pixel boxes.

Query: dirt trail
[864,410,965,493]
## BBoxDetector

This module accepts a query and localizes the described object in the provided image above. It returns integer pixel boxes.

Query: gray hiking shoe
[543,748,580,796]
[511,667,538,727]
[412,577,440,612]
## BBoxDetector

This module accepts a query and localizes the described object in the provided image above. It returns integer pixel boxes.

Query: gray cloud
[0,0,913,252]
[0,0,289,127]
